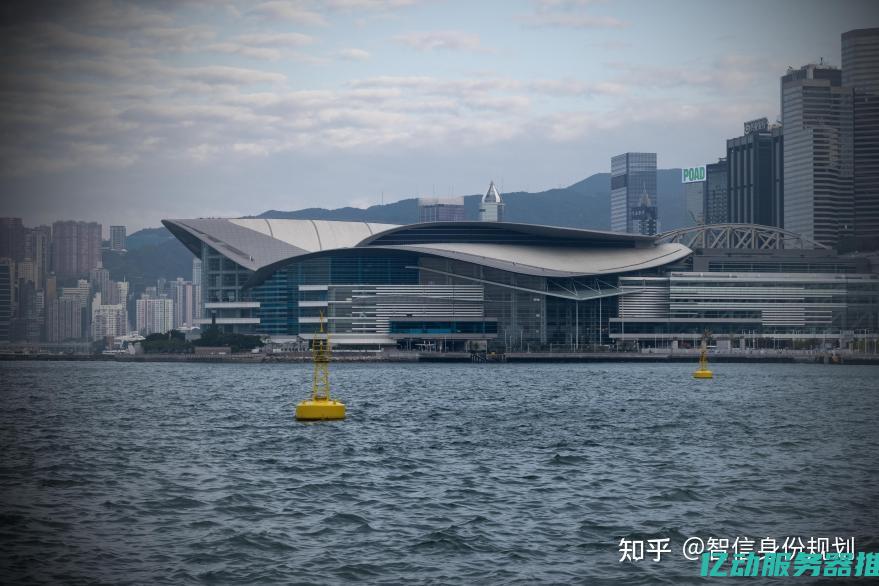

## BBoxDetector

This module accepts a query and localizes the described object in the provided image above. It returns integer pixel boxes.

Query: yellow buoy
[693,348,714,379]
[296,311,346,421]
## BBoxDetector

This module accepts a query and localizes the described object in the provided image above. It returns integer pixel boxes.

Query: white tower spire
[479,181,504,222]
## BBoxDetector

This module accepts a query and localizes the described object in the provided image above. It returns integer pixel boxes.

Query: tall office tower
[173,278,187,328]
[0,259,12,341]
[611,153,657,234]
[16,260,35,285]
[0,218,26,262]
[107,279,128,306]
[11,279,40,343]
[727,118,784,227]
[630,191,658,236]
[45,275,57,302]
[109,225,127,252]
[24,227,50,290]
[842,28,879,240]
[192,258,202,285]
[61,279,91,335]
[171,280,200,328]
[52,221,102,279]
[704,158,729,224]
[46,295,84,342]
[418,197,466,222]
[683,166,707,225]
[782,63,853,248]
[89,267,111,301]
[479,181,505,222]
[136,296,174,335]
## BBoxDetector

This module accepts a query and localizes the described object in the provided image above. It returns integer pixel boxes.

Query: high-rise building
[782,63,853,248]
[24,226,50,290]
[89,267,111,301]
[479,181,505,222]
[611,152,657,234]
[842,28,879,240]
[171,278,203,329]
[727,118,784,227]
[110,225,127,252]
[107,280,128,306]
[682,166,707,225]
[0,218,26,262]
[16,260,35,285]
[136,296,174,335]
[0,259,12,341]
[52,221,102,279]
[418,197,466,222]
[192,258,202,286]
[91,292,127,341]
[705,158,729,225]
[46,295,84,342]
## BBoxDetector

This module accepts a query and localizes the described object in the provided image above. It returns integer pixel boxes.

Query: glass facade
[727,127,783,227]
[612,272,879,347]
[704,158,729,224]
[610,152,657,234]
[842,28,879,240]
[782,64,853,248]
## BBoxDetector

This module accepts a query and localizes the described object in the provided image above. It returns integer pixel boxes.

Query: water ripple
[1,361,878,584]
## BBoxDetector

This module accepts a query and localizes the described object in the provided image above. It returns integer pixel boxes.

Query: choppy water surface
[1,361,877,584]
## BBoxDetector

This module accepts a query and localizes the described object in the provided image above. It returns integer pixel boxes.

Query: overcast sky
[1,0,876,234]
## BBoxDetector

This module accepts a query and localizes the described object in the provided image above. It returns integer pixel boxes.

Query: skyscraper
[842,28,879,240]
[24,226,50,290]
[110,225,127,252]
[682,166,707,225]
[46,295,84,342]
[704,158,729,225]
[611,152,657,234]
[727,118,784,227]
[91,292,127,341]
[136,296,174,335]
[0,218,26,262]
[479,181,505,222]
[782,63,853,248]
[52,221,102,279]
[418,197,466,222]
[0,259,12,341]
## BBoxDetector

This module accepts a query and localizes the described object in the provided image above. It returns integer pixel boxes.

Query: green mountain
[255,168,689,231]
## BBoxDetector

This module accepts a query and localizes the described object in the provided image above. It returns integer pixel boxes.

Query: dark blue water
[1,361,877,584]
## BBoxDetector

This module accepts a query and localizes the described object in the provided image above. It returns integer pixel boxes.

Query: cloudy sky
[1,0,875,233]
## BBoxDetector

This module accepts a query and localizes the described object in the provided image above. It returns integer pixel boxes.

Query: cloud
[249,1,327,25]
[392,31,488,52]
[522,13,628,28]
[236,32,314,46]
[336,48,371,61]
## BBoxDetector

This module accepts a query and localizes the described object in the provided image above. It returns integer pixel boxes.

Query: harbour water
[1,361,877,584]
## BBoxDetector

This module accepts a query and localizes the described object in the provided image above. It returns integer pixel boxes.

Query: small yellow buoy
[296,311,346,421]
[693,348,714,379]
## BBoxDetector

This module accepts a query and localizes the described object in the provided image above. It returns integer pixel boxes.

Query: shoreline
[3,351,879,365]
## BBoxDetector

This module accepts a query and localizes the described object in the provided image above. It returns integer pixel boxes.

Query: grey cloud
[392,31,488,52]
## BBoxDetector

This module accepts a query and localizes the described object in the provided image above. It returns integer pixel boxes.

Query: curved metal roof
[162,217,692,285]
[162,218,400,271]
[375,242,691,277]
[229,218,398,251]
[357,221,656,247]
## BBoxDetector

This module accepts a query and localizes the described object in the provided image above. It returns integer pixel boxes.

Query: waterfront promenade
[3,348,878,365]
